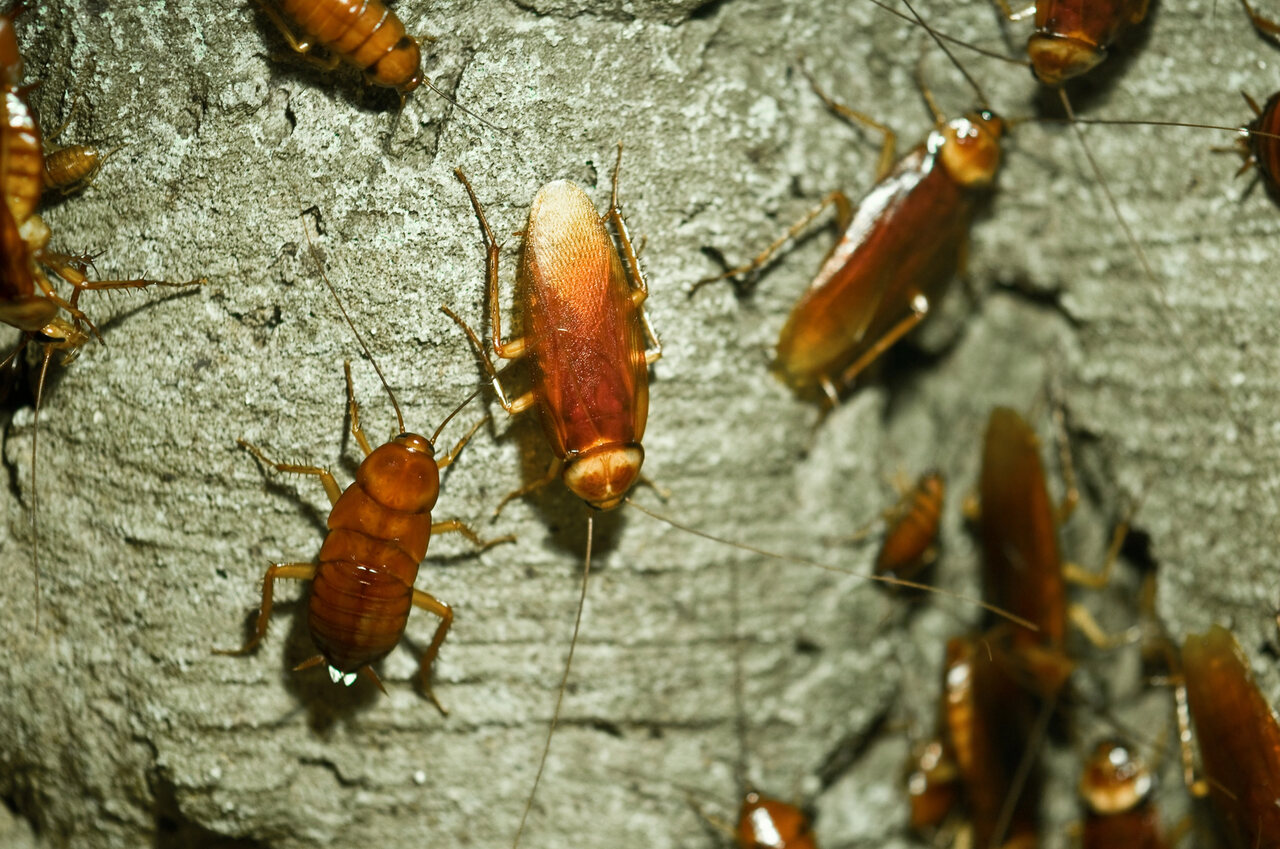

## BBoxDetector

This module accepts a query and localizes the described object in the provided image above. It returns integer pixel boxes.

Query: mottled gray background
[0,0,1276,846]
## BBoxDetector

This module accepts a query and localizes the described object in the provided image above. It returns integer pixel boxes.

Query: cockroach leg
[237,438,343,506]
[342,361,377,456]
[834,293,930,386]
[601,146,663,362]
[214,562,317,656]
[1048,393,1081,523]
[436,416,486,470]
[491,457,563,518]
[689,190,853,293]
[410,588,454,714]
[452,169,526,361]
[802,61,898,180]
[252,0,317,54]
[1240,0,1280,39]
[440,304,536,415]
[1062,520,1130,590]
[430,518,512,551]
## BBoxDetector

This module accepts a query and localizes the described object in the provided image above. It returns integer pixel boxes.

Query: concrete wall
[0,0,1275,846]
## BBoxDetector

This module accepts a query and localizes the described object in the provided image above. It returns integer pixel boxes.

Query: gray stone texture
[0,0,1275,847]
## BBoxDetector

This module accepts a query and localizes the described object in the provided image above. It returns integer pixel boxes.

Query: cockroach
[992,0,1149,86]
[735,793,818,849]
[216,214,508,713]
[1180,625,1280,849]
[442,144,661,846]
[0,1,203,624]
[1078,739,1167,849]
[876,470,945,584]
[941,632,1044,849]
[1231,90,1280,198]
[256,0,504,132]
[689,56,1004,405]
[977,406,1129,698]
[42,143,117,197]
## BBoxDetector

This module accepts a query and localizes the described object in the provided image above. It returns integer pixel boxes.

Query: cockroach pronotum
[255,0,504,131]
[442,143,661,847]
[215,213,509,713]
[690,53,1004,406]
[1180,625,1280,848]
[1078,738,1167,849]
[875,470,945,585]
[0,1,203,624]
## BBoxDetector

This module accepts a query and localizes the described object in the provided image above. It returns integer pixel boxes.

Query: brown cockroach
[258,0,425,99]
[876,470,945,584]
[216,214,508,712]
[940,632,1044,849]
[734,793,818,849]
[42,142,118,197]
[1078,738,1168,849]
[977,406,1131,699]
[442,144,661,846]
[1180,625,1280,849]
[256,0,503,132]
[690,51,1004,405]
[0,1,203,624]
[992,0,1149,86]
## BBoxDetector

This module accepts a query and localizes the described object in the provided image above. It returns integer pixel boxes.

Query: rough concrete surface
[0,0,1276,847]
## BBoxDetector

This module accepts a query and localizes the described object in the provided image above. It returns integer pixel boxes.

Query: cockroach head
[1078,739,1153,816]
[939,111,1004,189]
[563,443,645,511]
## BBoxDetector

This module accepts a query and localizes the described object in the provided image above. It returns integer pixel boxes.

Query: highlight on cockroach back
[215,209,510,712]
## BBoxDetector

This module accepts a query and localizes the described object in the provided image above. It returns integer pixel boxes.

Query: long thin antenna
[30,344,51,629]
[900,0,991,108]
[867,0,1028,66]
[625,499,1038,631]
[296,208,406,434]
[512,510,595,849]
[1047,115,1280,142]
[421,77,512,137]
[1056,89,1231,405]
[429,385,481,446]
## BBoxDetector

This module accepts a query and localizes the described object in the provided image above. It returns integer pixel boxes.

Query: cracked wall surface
[0,0,1277,847]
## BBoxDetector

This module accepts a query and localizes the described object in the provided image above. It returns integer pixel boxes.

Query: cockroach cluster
[5,0,1280,847]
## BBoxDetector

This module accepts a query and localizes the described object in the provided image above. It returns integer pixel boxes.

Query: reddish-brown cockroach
[42,142,117,197]
[977,406,1129,698]
[992,0,1149,86]
[444,147,661,515]
[876,470,945,584]
[442,144,661,847]
[0,1,203,623]
[735,793,818,849]
[1078,739,1167,849]
[256,0,504,132]
[216,216,508,713]
[941,632,1044,849]
[690,57,1004,405]
[1180,625,1280,849]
